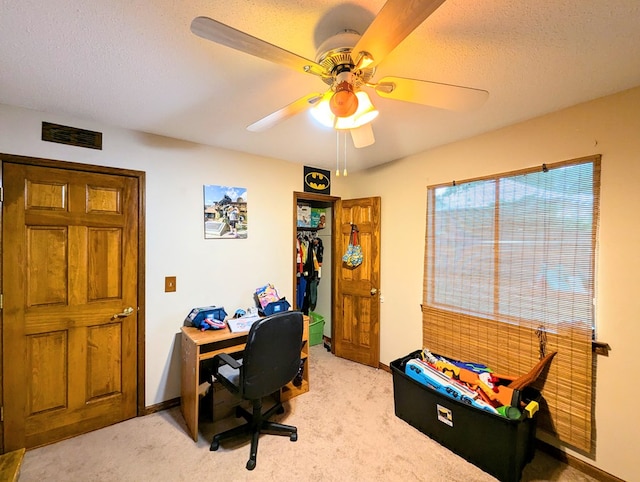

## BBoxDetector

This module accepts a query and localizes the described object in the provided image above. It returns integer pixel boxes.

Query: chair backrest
[241,311,304,400]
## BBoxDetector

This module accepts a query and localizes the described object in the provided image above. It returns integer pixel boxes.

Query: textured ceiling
[1,0,640,172]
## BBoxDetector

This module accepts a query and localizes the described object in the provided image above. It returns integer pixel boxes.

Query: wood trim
[0,162,3,453]
[136,170,147,416]
[536,440,623,482]
[143,397,180,416]
[293,191,340,204]
[0,153,144,178]
[0,448,25,481]
[0,152,147,422]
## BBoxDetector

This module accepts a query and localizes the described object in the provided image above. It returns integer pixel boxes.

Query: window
[422,155,600,451]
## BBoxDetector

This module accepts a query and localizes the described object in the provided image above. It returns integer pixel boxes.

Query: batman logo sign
[304,168,331,194]
[305,171,329,190]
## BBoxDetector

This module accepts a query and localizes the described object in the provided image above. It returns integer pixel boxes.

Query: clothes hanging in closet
[296,231,323,314]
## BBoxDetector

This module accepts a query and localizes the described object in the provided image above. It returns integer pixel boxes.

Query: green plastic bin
[308,312,325,346]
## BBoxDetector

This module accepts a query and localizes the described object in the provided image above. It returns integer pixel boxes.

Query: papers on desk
[226,314,261,333]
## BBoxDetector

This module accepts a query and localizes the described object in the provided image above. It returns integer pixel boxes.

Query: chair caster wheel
[290,432,298,442]
[210,440,220,451]
[276,405,285,415]
[246,459,256,470]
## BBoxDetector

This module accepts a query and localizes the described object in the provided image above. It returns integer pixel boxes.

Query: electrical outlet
[165,276,176,292]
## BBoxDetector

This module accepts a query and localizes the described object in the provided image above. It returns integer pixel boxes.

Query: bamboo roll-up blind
[422,155,600,452]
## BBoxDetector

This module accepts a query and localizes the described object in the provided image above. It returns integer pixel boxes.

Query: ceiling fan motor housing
[316,30,376,118]
[316,30,376,88]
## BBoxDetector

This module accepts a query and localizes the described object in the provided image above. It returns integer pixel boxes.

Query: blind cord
[536,325,548,359]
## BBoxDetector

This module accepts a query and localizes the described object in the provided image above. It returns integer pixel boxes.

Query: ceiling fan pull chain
[336,130,340,177]
[343,131,348,177]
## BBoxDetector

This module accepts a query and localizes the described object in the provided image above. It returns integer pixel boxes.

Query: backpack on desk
[185,306,228,331]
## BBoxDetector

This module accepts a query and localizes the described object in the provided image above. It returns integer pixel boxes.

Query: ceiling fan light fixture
[335,91,378,129]
[311,91,378,130]
[353,91,378,125]
[330,81,358,117]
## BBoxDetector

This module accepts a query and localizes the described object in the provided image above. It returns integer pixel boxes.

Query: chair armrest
[214,352,241,369]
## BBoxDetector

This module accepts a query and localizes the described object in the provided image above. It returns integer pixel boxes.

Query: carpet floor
[19,345,598,481]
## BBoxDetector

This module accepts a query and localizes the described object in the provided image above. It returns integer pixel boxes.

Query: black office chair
[209,311,303,470]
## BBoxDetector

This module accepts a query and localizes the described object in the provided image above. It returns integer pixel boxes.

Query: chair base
[210,398,297,471]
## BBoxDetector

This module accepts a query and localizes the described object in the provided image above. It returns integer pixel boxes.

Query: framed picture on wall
[203,185,248,239]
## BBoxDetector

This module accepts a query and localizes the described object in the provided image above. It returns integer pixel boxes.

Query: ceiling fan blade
[374,76,489,111]
[191,16,326,77]
[247,92,324,132]
[350,123,375,148]
[351,0,446,68]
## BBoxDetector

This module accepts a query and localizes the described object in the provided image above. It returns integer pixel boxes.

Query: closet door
[333,197,381,367]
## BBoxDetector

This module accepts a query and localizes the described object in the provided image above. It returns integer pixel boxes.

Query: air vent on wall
[42,122,103,150]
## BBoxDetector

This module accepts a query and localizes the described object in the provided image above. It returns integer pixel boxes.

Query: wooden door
[2,161,139,450]
[333,197,381,367]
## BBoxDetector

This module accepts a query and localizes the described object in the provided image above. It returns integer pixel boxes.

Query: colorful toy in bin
[430,353,521,408]
[409,348,556,419]
[405,358,498,414]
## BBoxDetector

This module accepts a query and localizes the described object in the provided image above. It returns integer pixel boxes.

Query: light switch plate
[165,276,176,292]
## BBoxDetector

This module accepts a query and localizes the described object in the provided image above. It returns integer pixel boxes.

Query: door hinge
[0,293,3,310]
[1,406,3,422]
[0,186,3,202]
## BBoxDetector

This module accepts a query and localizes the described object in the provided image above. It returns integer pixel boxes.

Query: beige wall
[0,103,331,406]
[2,85,639,479]
[346,86,640,480]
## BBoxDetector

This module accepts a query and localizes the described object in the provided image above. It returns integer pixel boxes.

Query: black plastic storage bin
[391,350,540,482]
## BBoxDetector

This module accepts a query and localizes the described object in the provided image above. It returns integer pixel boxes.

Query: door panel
[88,228,123,300]
[3,162,138,450]
[27,227,68,306]
[333,197,381,367]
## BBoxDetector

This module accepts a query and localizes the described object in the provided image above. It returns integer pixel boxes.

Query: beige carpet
[19,345,598,481]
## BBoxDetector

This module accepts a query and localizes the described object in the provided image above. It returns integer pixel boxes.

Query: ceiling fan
[190,0,488,148]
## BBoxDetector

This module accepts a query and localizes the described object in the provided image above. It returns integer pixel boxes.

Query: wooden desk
[180,317,309,442]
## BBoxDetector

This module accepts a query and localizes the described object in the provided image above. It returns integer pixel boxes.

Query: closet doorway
[293,192,381,368]
[294,192,337,349]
